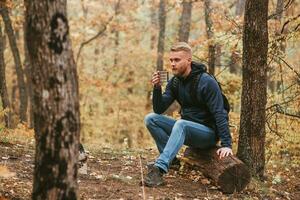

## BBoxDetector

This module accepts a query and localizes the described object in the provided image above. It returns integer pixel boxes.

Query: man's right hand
[151,71,161,87]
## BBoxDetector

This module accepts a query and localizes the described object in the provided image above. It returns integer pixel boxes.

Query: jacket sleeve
[199,76,232,148]
[152,81,175,114]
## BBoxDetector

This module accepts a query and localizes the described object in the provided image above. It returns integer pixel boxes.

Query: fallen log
[182,147,251,194]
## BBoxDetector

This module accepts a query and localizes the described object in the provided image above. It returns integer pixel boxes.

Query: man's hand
[216,147,233,159]
[151,71,161,87]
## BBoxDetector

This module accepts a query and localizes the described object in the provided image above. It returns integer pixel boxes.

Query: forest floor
[0,141,299,200]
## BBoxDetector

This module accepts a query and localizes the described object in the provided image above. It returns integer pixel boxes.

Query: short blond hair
[170,42,192,54]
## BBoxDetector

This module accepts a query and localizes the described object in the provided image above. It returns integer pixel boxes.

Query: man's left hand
[216,147,233,159]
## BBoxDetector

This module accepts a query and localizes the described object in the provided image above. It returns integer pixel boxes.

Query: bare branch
[76,16,114,64]
[277,56,300,79]
[281,14,300,34]
[267,0,295,20]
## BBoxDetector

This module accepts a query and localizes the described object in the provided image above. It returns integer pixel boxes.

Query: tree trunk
[150,0,157,50]
[178,0,192,42]
[0,4,28,122]
[235,0,246,16]
[156,0,166,71]
[23,22,34,128]
[204,0,216,75]
[113,0,121,68]
[269,0,285,93]
[275,0,284,20]
[237,0,269,178]
[25,0,80,199]
[229,47,240,74]
[228,0,245,75]
[183,147,250,194]
[0,23,11,128]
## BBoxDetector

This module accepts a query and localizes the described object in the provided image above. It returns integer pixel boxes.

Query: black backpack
[171,72,230,113]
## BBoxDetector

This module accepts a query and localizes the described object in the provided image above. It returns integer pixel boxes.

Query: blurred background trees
[0,0,299,178]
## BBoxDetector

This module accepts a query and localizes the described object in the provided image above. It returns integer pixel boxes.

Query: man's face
[169,51,192,77]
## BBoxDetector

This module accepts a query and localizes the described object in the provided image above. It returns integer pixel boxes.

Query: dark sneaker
[147,157,181,171]
[169,157,181,170]
[144,165,164,187]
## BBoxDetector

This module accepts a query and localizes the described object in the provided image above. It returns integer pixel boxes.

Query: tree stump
[182,147,251,194]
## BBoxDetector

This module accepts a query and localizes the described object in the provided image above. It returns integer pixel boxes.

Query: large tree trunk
[178,0,192,42]
[25,0,80,199]
[204,0,216,75]
[237,0,269,178]
[23,22,34,128]
[156,0,166,71]
[0,23,11,128]
[0,4,28,122]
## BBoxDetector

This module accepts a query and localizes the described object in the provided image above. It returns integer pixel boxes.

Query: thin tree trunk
[25,0,80,199]
[156,0,166,71]
[178,0,192,42]
[113,0,121,68]
[270,0,286,92]
[0,23,11,128]
[229,0,245,74]
[215,44,221,72]
[237,0,269,178]
[235,0,246,16]
[204,0,216,75]
[229,47,240,74]
[275,0,284,20]
[23,22,34,128]
[150,0,157,50]
[0,4,28,122]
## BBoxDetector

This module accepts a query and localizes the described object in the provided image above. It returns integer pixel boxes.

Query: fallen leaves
[0,165,15,178]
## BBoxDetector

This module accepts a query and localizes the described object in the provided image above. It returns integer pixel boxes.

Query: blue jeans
[144,113,216,173]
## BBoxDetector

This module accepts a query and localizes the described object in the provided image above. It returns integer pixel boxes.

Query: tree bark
[156,0,166,71]
[0,4,28,122]
[268,0,285,93]
[183,147,250,194]
[25,0,80,199]
[0,22,11,128]
[113,0,121,68]
[150,0,157,50]
[204,0,216,75]
[237,0,269,178]
[23,21,34,128]
[229,47,240,74]
[228,0,245,75]
[178,0,192,42]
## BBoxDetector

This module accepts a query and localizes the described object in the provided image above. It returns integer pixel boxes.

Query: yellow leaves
[0,165,15,178]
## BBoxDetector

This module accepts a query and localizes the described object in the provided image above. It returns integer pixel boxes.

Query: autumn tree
[0,3,28,122]
[204,0,216,75]
[178,0,192,42]
[25,0,80,199]
[235,0,246,16]
[0,22,11,128]
[237,0,269,178]
[229,0,245,74]
[156,0,166,71]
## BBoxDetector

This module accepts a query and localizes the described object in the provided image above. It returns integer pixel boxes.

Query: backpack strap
[190,73,204,106]
[171,76,179,99]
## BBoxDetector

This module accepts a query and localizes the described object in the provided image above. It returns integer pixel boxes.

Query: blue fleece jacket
[152,62,232,148]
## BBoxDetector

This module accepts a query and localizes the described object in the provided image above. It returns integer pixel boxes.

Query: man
[144,42,233,187]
